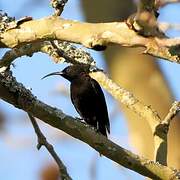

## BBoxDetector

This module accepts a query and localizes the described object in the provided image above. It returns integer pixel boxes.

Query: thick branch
[0,72,179,180]
[0,16,180,63]
[28,114,72,180]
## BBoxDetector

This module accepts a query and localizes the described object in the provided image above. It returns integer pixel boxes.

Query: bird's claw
[76,117,85,123]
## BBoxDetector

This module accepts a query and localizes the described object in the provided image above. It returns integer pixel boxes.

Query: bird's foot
[76,117,86,124]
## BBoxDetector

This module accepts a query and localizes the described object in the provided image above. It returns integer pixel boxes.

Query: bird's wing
[70,84,84,118]
[90,78,110,134]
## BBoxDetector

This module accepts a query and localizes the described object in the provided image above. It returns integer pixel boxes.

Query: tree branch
[162,101,180,125]
[0,41,95,68]
[126,0,163,37]
[28,113,72,180]
[155,0,180,7]
[50,0,69,16]
[0,71,179,180]
[0,16,180,63]
[0,42,47,68]
[159,22,180,32]
[153,101,180,165]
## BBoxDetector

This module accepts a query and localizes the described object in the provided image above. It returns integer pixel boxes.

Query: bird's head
[42,64,90,82]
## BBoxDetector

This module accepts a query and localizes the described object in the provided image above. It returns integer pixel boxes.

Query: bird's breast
[71,77,91,93]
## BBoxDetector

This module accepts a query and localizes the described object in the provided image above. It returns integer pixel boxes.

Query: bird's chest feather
[71,76,92,97]
[70,76,96,117]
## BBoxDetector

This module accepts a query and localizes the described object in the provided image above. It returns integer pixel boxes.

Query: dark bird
[42,64,110,137]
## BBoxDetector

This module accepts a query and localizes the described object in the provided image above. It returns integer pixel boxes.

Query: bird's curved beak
[41,71,63,80]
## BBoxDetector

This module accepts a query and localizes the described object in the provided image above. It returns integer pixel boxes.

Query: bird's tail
[98,123,108,137]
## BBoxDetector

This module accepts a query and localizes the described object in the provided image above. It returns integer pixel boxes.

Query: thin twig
[156,0,180,8]
[154,101,180,165]
[0,41,95,68]
[162,101,180,126]
[50,0,68,16]
[50,40,95,65]
[159,22,180,32]
[28,113,72,180]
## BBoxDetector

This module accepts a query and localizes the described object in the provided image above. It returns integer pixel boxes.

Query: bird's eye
[64,67,71,74]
